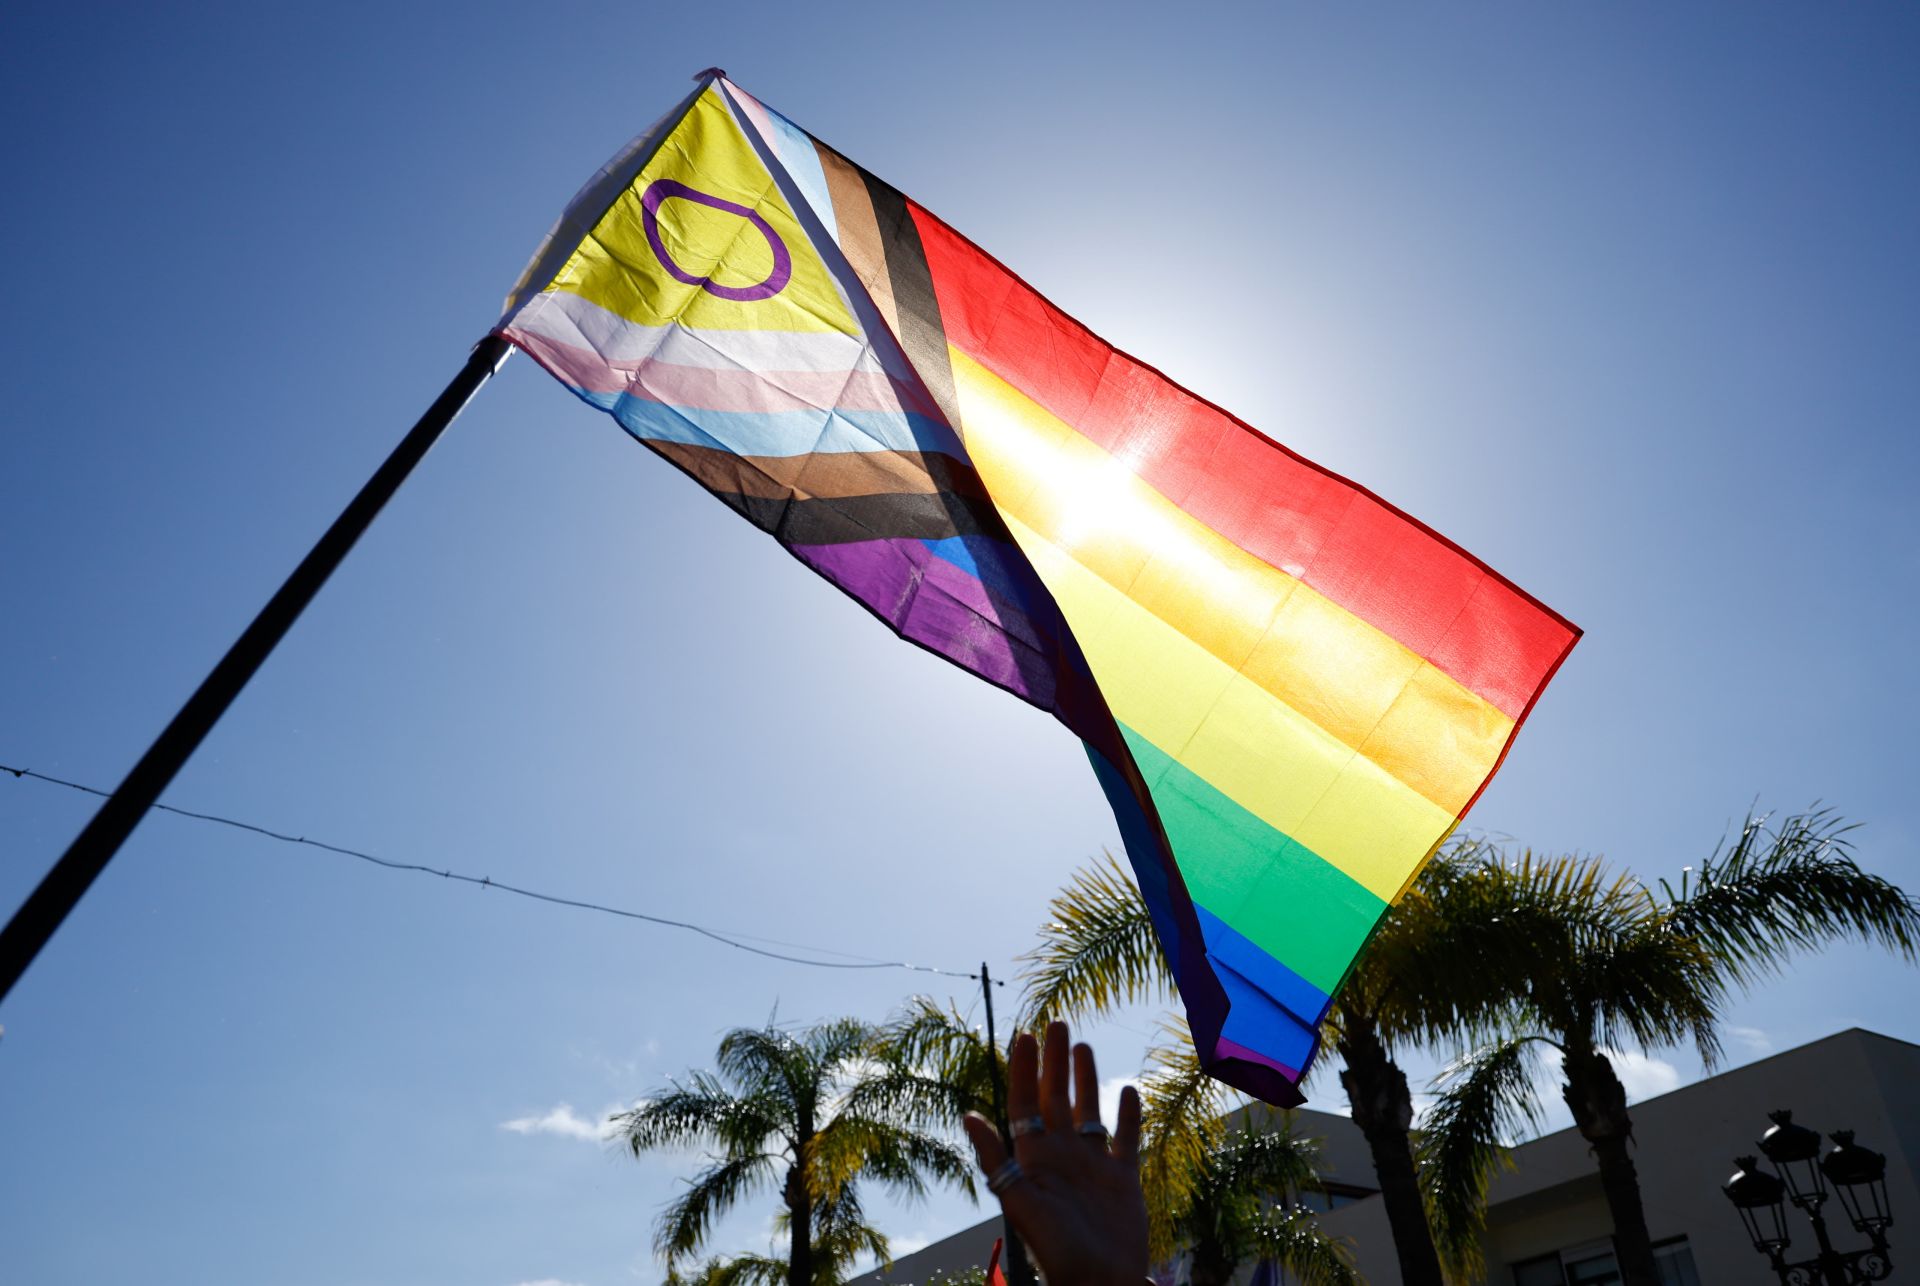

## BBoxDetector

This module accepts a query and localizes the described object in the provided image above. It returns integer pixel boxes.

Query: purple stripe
[792,538,1044,701]
[1213,1034,1302,1083]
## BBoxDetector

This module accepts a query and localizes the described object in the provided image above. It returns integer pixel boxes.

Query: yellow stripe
[1004,511,1454,902]
[949,347,1513,815]
[547,89,860,337]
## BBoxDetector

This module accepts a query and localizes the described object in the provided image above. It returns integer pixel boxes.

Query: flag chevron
[496,76,1580,1104]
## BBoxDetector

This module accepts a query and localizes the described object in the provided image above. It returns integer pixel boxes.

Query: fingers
[1039,1021,1073,1132]
[1005,1030,1039,1127]
[1071,1042,1102,1134]
[1112,1084,1142,1165]
[963,1112,1008,1176]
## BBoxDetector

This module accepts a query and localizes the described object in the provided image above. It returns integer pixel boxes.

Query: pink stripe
[505,326,940,419]
[725,81,779,146]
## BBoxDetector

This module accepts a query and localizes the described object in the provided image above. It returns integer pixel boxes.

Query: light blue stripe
[570,386,958,457]
[922,536,1040,606]
[924,536,984,580]
[760,107,837,244]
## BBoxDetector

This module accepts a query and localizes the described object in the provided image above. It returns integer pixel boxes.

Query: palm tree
[1023,850,1501,1286]
[1121,1028,1351,1286]
[616,1018,975,1286]
[1178,1129,1359,1286]
[1421,809,1919,1286]
[1133,1029,1358,1286]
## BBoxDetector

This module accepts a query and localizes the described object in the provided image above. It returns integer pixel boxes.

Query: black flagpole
[0,334,514,1006]
[979,963,1036,1286]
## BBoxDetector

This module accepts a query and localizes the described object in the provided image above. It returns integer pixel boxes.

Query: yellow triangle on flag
[545,87,859,337]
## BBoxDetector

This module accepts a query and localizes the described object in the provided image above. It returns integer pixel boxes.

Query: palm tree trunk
[785,1162,814,1286]
[1560,1042,1658,1286]
[1337,1015,1445,1286]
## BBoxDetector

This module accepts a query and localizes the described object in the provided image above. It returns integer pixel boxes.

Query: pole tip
[692,67,728,83]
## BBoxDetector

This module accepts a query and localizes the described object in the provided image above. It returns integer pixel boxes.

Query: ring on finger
[1008,1115,1047,1139]
[986,1159,1025,1194]
[1075,1121,1110,1141]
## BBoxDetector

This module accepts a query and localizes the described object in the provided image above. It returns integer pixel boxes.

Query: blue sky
[3,3,1917,1283]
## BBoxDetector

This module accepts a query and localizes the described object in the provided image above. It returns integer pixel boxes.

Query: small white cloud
[500,1103,622,1143]
[1728,1025,1773,1057]
[1532,1047,1683,1119]
[1601,1050,1683,1103]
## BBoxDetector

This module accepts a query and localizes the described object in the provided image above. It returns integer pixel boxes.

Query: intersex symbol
[639,179,792,303]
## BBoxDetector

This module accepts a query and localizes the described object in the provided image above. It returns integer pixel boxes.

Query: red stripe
[908,204,1578,720]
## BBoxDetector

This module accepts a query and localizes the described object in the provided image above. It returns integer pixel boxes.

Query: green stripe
[1120,726,1387,994]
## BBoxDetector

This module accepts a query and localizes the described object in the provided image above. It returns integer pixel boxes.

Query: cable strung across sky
[0,762,1000,985]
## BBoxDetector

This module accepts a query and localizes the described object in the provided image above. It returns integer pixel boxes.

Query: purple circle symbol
[639,178,792,303]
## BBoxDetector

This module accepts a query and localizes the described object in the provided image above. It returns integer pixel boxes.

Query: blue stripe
[760,106,837,244]
[1193,902,1333,1031]
[570,385,961,457]
[1211,952,1320,1076]
[1084,745,1191,972]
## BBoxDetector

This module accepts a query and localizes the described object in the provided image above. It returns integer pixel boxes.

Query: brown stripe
[814,138,963,433]
[647,441,995,504]
[816,142,902,338]
[642,440,1005,544]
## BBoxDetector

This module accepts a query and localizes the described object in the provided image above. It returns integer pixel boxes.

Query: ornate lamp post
[1723,1111,1894,1284]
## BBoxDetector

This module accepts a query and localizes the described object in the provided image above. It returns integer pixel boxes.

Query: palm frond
[1137,1020,1231,1261]
[1574,920,1722,1066]
[1244,1207,1360,1286]
[1418,1036,1550,1281]
[664,1252,788,1286]
[1207,1126,1325,1202]
[655,1152,779,1262]
[863,997,998,1125]
[810,1187,894,1282]
[618,1075,784,1157]
[717,1025,808,1104]
[806,1016,882,1073]
[810,1114,975,1206]
[1018,851,1172,1027]
[1660,808,1919,985]
[1353,840,1548,1046]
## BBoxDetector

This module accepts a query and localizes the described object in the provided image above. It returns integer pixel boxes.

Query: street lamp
[1727,1157,1792,1255]
[1724,1111,1894,1285]
[1824,1132,1893,1239]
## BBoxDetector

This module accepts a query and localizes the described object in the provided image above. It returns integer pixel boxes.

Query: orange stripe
[950,347,1513,815]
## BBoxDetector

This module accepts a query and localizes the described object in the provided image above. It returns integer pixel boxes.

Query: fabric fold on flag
[496,73,1580,1105]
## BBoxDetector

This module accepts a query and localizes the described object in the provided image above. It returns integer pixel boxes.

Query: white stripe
[514,288,899,375]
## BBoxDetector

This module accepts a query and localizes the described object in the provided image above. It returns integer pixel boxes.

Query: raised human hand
[962,1022,1149,1286]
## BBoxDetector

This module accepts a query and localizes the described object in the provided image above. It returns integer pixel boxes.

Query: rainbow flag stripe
[498,77,1579,1103]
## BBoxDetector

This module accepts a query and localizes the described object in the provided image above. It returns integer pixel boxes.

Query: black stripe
[712,487,1004,546]
[858,169,963,433]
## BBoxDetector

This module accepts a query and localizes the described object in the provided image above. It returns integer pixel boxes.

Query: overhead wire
[0,762,1000,986]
